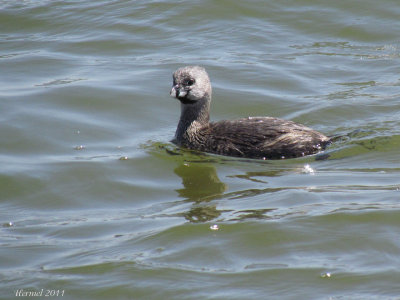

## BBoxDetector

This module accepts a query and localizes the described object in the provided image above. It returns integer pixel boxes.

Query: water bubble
[3,221,13,227]
[321,272,331,278]
[303,164,315,175]
[210,224,219,231]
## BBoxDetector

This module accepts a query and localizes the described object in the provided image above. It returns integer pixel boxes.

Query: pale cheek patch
[187,89,204,100]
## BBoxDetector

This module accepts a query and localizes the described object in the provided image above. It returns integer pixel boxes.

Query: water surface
[1,0,400,299]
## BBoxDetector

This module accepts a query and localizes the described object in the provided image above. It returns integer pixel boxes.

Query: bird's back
[196,117,330,159]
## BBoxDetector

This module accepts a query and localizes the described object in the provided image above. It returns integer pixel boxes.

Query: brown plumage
[170,66,330,159]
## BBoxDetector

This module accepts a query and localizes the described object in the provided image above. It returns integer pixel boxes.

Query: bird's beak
[170,85,187,99]
[170,85,178,98]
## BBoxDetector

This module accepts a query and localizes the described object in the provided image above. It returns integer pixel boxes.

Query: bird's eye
[187,79,195,86]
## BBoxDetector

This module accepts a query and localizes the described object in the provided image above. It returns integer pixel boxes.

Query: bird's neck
[175,96,210,144]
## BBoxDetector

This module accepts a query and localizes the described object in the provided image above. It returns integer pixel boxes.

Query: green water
[1,0,400,299]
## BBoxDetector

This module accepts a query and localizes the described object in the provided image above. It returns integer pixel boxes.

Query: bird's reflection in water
[174,162,226,222]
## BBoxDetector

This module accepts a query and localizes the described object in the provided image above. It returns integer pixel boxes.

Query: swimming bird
[170,66,330,159]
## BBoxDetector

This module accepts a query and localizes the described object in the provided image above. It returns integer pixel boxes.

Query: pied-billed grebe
[170,66,330,159]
